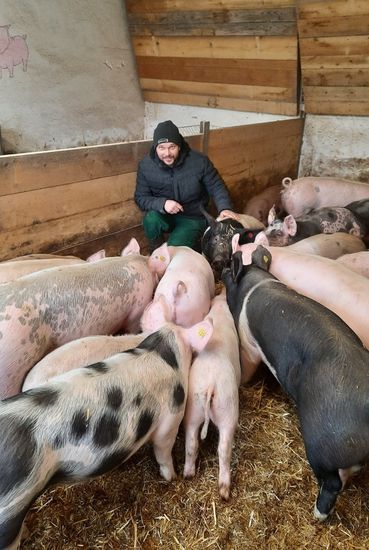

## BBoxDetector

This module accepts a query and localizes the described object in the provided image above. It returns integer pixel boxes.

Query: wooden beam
[126,0,295,13]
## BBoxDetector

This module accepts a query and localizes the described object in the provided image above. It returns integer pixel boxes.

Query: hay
[22,366,369,549]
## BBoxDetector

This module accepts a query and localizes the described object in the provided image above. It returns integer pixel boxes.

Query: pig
[183,289,241,500]
[259,204,365,247]
[0,317,213,550]
[243,184,283,225]
[231,234,369,364]
[222,245,369,520]
[2,253,83,262]
[0,25,28,78]
[281,176,369,218]
[0,257,87,284]
[22,333,147,390]
[0,238,160,399]
[145,243,215,328]
[255,232,366,259]
[200,205,265,279]
[336,251,369,278]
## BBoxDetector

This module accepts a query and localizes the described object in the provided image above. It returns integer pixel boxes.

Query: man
[134,120,235,252]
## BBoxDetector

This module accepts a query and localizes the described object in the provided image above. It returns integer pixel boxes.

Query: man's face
[156,142,180,166]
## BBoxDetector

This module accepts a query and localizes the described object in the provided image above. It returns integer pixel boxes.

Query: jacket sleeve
[134,161,167,213]
[202,156,234,213]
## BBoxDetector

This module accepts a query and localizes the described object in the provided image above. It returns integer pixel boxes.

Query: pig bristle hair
[20,286,367,549]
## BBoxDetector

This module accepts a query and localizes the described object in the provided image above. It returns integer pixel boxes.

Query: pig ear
[254,231,269,246]
[183,318,213,353]
[231,232,241,253]
[199,204,216,228]
[121,238,140,256]
[140,295,172,332]
[252,246,272,272]
[267,206,277,225]
[86,249,106,262]
[283,215,297,236]
[148,243,171,278]
[230,251,244,283]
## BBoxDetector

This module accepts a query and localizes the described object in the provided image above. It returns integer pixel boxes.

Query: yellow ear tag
[263,255,269,265]
[198,327,207,338]
[160,255,166,262]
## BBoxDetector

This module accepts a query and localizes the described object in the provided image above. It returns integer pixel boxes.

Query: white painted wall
[144,102,293,139]
[1,0,145,153]
[299,114,369,182]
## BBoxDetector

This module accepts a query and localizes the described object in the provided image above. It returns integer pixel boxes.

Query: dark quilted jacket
[134,139,233,218]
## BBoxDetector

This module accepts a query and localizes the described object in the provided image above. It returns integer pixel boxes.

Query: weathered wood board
[298,0,369,115]
[125,1,299,115]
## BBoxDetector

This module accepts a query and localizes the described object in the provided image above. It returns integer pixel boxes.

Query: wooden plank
[304,98,369,116]
[129,20,296,36]
[207,119,304,207]
[299,35,369,57]
[298,1,369,19]
[302,68,369,87]
[132,35,297,60]
[143,90,299,116]
[298,15,369,38]
[140,78,296,102]
[137,56,297,88]
[0,173,137,231]
[301,54,369,69]
[0,201,143,261]
[126,0,295,13]
[303,85,369,102]
[0,136,202,194]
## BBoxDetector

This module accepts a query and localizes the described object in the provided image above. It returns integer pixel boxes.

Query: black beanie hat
[153,120,182,148]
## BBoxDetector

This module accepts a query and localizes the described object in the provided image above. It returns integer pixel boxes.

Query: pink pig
[0,257,87,284]
[144,244,215,328]
[336,251,369,279]
[183,289,241,500]
[0,25,29,78]
[0,238,159,398]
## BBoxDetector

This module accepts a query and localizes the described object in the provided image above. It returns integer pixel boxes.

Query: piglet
[183,289,241,499]
[0,316,213,550]
[146,243,215,328]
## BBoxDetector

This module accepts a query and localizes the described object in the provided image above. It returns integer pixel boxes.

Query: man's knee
[143,211,170,239]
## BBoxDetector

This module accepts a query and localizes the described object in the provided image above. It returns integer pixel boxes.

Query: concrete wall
[299,115,369,182]
[0,0,145,153]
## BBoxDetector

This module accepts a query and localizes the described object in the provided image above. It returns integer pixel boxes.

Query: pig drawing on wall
[0,24,29,78]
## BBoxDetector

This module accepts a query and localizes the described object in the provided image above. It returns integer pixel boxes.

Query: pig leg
[183,395,205,478]
[151,414,182,481]
[311,465,343,520]
[216,415,238,500]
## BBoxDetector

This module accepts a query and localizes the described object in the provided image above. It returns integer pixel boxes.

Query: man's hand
[164,200,184,214]
[217,209,238,221]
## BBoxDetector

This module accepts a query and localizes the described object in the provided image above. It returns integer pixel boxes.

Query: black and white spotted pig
[259,203,366,246]
[0,319,213,550]
[222,246,369,520]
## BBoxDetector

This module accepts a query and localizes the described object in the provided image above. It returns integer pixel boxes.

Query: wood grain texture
[126,0,295,13]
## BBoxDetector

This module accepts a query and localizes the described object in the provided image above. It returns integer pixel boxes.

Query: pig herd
[1,175,369,548]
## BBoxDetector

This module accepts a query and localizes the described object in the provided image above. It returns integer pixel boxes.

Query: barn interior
[1,1,369,548]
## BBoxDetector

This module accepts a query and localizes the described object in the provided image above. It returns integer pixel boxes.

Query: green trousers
[143,211,207,249]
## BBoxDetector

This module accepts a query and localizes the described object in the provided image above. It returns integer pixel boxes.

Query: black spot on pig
[136,409,154,441]
[106,387,123,410]
[0,416,36,497]
[133,394,142,407]
[70,409,90,441]
[93,412,120,447]
[138,332,178,370]
[93,448,131,476]
[26,387,59,407]
[86,361,109,373]
[0,507,29,549]
[172,383,185,408]
[52,434,66,450]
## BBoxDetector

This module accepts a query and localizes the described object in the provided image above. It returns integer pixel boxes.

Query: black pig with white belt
[222,245,369,520]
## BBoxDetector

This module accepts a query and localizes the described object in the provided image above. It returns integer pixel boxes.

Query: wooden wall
[298,0,369,115]
[126,0,299,116]
[0,119,303,261]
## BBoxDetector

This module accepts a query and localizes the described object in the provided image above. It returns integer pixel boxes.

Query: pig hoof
[160,466,176,481]
[183,465,196,479]
[219,484,230,501]
[313,504,328,521]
